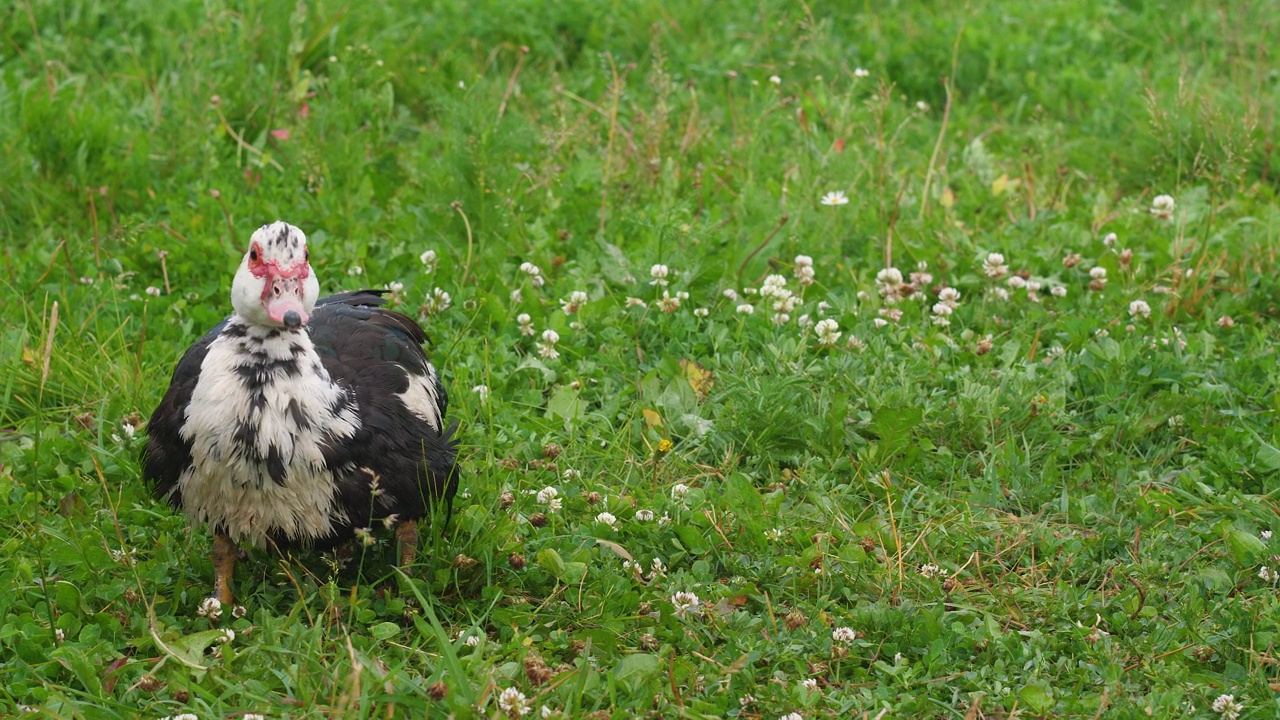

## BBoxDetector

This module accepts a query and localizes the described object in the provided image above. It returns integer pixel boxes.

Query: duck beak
[263,272,309,328]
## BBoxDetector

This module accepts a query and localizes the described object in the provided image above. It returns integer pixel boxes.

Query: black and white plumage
[143,221,459,603]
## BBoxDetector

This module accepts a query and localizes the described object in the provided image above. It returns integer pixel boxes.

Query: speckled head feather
[231,222,320,329]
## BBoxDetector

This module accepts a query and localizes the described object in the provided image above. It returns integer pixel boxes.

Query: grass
[2,0,1280,717]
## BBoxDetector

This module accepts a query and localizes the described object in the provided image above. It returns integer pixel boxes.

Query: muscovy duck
[143,221,459,604]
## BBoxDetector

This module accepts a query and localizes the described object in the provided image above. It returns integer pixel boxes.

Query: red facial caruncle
[248,242,312,328]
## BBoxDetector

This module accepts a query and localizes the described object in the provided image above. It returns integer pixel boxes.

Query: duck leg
[395,518,418,568]
[211,531,238,605]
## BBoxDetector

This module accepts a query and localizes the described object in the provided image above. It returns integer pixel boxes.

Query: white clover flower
[820,190,849,206]
[771,312,790,326]
[761,274,788,298]
[517,313,535,336]
[197,597,223,620]
[243,715,266,720]
[1007,275,1027,289]
[854,67,870,78]
[648,558,666,579]
[915,100,929,111]
[983,252,1008,279]
[671,591,701,618]
[780,713,804,720]
[1260,566,1277,582]
[693,307,709,318]
[347,265,364,276]
[387,281,404,295]
[595,512,617,527]
[536,329,560,360]
[802,678,819,693]
[918,563,947,579]
[736,303,755,315]
[1129,299,1151,319]
[421,287,451,315]
[560,290,588,314]
[1051,285,1067,298]
[624,296,646,308]
[145,286,162,297]
[536,486,558,504]
[540,706,554,719]
[635,509,654,521]
[832,627,857,644]
[873,318,889,328]
[1217,315,1235,328]
[519,262,545,287]
[419,250,438,270]
[796,314,814,332]
[1151,194,1176,221]
[1211,694,1242,720]
[765,528,783,541]
[671,483,690,500]
[509,288,523,304]
[1262,530,1273,541]
[649,264,670,286]
[658,291,681,313]
[1102,232,1117,247]
[772,292,799,314]
[769,75,781,85]
[937,287,961,306]
[79,276,95,285]
[232,605,247,618]
[55,628,65,643]
[1090,267,1107,280]
[875,267,908,303]
[471,385,490,404]
[498,687,531,716]
[990,287,1010,301]
[218,628,235,643]
[814,318,841,346]
[875,267,904,286]
[722,288,739,302]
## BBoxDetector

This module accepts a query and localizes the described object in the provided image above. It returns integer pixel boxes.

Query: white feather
[395,365,442,432]
[177,322,360,546]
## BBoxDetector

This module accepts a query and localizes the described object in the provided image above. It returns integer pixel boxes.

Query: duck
[142,221,459,604]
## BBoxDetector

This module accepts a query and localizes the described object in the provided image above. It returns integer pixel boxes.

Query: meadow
[2,0,1280,717]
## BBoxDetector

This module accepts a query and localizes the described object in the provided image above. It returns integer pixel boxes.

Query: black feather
[142,292,460,551]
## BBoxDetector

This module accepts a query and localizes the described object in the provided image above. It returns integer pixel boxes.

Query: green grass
[2,0,1280,717]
